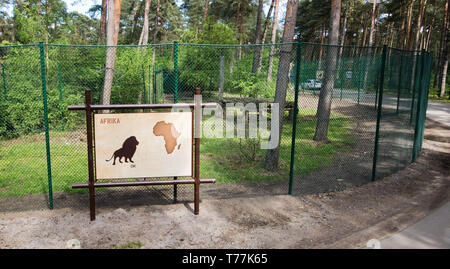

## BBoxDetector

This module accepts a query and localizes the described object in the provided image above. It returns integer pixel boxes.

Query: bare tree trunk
[137,0,151,104]
[313,0,341,142]
[435,0,448,90]
[139,0,151,45]
[264,0,299,171]
[218,50,225,102]
[368,0,377,47]
[440,0,449,98]
[99,0,107,43]
[256,0,276,73]
[252,0,264,73]
[150,0,160,103]
[267,0,280,82]
[405,0,414,49]
[425,25,432,51]
[201,0,209,30]
[338,2,349,61]
[238,6,244,59]
[102,0,122,107]
[388,23,395,48]
[413,0,428,51]
[318,25,326,67]
[235,0,241,30]
[440,54,448,98]
[397,4,406,49]
[129,0,141,43]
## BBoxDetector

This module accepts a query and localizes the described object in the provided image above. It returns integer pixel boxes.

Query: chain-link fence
[0,42,431,212]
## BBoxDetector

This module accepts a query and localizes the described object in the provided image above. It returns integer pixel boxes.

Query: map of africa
[153,121,181,154]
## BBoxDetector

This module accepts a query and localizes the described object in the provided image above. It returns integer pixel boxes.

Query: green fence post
[288,42,302,195]
[374,57,381,110]
[357,57,365,104]
[340,57,345,100]
[410,52,420,125]
[419,53,432,151]
[412,50,426,162]
[141,64,146,104]
[396,52,403,114]
[2,63,6,100]
[57,64,65,131]
[371,45,387,182]
[39,42,53,209]
[148,65,152,103]
[173,41,179,104]
[153,69,157,104]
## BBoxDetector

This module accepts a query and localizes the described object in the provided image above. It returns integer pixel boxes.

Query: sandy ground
[0,116,448,249]
[0,97,448,249]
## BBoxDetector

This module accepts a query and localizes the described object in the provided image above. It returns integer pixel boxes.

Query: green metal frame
[39,42,53,209]
[396,52,403,114]
[141,64,147,104]
[288,42,302,195]
[410,52,421,125]
[173,41,179,104]
[371,45,388,182]
[412,50,426,162]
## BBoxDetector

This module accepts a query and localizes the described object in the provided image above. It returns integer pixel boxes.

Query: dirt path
[0,117,448,248]
[1,102,449,248]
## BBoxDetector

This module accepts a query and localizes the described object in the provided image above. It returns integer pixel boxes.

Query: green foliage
[179,22,238,93]
[231,71,276,98]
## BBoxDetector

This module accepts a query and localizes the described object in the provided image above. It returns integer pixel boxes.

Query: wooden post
[85,89,96,221]
[194,88,201,214]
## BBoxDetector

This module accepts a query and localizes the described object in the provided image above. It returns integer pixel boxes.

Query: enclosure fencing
[0,42,431,211]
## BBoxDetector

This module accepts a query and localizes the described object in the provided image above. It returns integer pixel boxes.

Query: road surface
[377,102,450,249]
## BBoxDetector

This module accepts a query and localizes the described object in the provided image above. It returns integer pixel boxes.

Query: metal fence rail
[0,42,431,211]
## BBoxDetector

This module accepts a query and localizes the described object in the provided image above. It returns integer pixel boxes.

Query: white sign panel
[94,112,192,179]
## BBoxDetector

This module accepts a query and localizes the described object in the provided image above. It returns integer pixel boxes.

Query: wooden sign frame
[94,112,194,180]
[68,88,216,221]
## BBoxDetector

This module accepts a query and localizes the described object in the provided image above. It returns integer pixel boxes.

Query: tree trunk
[235,0,241,30]
[397,4,406,49]
[256,0,276,73]
[218,50,225,102]
[439,0,449,98]
[202,0,209,30]
[440,54,448,98]
[153,0,160,45]
[102,0,122,107]
[338,2,349,61]
[404,0,414,49]
[435,0,448,90]
[264,0,299,171]
[267,0,280,82]
[313,0,341,142]
[139,0,152,45]
[318,25,326,67]
[238,6,244,59]
[129,0,141,43]
[252,0,264,73]
[368,0,377,47]
[413,0,428,51]
[99,0,107,43]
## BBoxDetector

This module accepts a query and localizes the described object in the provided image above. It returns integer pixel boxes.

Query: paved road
[378,102,450,249]
[426,102,450,126]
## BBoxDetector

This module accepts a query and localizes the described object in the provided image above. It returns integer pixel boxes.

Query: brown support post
[194,88,201,215]
[85,90,96,221]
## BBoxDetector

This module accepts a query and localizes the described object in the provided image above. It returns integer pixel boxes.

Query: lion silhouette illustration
[106,136,139,165]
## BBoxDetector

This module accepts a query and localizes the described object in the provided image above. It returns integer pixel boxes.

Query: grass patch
[0,111,353,197]
[111,241,143,249]
[201,109,353,183]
